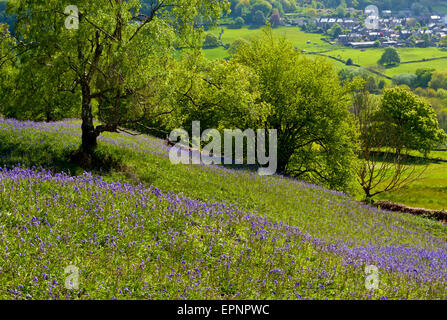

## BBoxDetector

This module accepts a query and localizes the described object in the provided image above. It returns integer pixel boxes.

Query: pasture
[204,26,447,77]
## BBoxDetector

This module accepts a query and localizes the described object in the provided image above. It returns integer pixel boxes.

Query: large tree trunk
[276,133,295,174]
[80,82,98,160]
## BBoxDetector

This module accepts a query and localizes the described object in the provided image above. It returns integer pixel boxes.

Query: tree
[429,70,447,90]
[233,16,245,28]
[378,47,400,67]
[173,53,268,136]
[392,73,417,88]
[336,5,346,17]
[415,68,435,88]
[338,68,379,94]
[408,35,417,47]
[203,33,220,48]
[251,1,272,17]
[423,33,431,47]
[228,38,249,55]
[353,83,433,200]
[328,23,343,39]
[5,57,80,122]
[0,23,17,116]
[0,23,15,69]
[380,87,446,156]
[440,36,447,48]
[9,0,229,163]
[252,10,266,26]
[234,1,250,20]
[235,29,358,191]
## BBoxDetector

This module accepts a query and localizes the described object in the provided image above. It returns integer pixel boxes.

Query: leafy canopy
[380,87,447,155]
[234,28,358,191]
[7,0,230,157]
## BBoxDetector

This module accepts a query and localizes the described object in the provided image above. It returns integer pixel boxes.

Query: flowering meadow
[0,119,446,299]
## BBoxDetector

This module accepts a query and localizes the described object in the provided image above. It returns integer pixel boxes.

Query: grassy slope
[0,119,446,300]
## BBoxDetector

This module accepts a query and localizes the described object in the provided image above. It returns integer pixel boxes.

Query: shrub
[203,33,220,48]
[392,73,417,88]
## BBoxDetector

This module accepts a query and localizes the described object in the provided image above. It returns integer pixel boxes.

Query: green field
[204,26,335,60]
[204,27,447,77]
[328,47,447,76]
[374,151,447,211]
[209,26,331,50]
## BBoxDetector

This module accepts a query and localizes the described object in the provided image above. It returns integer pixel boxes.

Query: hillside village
[289,10,447,48]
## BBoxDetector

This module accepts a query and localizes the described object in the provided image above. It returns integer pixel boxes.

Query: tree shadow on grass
[364,151,444,166]
[0,139,124,177]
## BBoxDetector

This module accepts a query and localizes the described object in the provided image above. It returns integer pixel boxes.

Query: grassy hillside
[204,27,447,77]
[205,26,334,60]
[0,119,446,300]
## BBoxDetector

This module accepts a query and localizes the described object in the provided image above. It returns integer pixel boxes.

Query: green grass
[374,157,447,211]
[208,26,333,51]
[204,27,447,77]
[351,148,447,211]
[322,47,447,76]
[0,119,446,300]
[203,26,338,61]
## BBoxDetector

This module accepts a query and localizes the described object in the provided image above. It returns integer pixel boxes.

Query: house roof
[349,41,376,46]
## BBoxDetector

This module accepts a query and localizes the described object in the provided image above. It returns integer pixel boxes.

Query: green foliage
[429,70,447,90]
[228,37,250,55]
[8,0,229,156]
[380,87,447,155]
[327,23,343,39]
[414,87,447,133]
[378,47,401,67]
[172,52,269,132]
[440,36,447,48]
[0,22,16,116]
[392,73,417,88]
[231,16,245,28]
[338,68,379,93]
[4,60,80,122]
[415,68,435,88]
[235,28,358,191]
[203,33,220,48]
[252,10,266,26]
[251,1,272,17]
